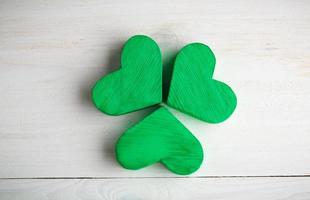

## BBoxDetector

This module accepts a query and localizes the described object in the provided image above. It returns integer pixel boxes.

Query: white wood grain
[0,177,310,200]
[0,0,309,178]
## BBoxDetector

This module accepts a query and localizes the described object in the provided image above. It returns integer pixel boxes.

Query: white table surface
[0,0,309,199]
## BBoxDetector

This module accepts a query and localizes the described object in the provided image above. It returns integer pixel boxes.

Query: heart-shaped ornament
[92,35,162,115]
[115,107,203,175]
[167,43,237,123]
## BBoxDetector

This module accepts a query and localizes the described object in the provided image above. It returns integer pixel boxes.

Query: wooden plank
[0,177,309,200]
[0,0,310,177]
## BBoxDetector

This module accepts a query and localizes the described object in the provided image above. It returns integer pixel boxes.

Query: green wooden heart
[167,43,237,123]
[115,107,203,175]
[92,35,162,115]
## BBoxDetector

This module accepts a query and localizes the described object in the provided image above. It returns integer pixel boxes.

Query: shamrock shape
[167,43,237,123]
[92,35,237,175]
[92,35,162,115]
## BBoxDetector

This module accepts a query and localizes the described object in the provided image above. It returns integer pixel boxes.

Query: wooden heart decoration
[115,107,203,175]
[167,43,237,123]
[92,35,162,115]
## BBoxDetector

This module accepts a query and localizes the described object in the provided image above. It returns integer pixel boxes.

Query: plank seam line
[1,175,310,180]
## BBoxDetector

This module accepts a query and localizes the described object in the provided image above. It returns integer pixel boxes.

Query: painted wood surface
[0,178,309,200]
[116,107,204,175]
[92,35,162,115]
[167,42,237,123]
[0,0,309,182]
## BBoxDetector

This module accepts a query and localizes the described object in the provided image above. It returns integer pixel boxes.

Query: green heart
[115,107,203,175]
[92,35,162,115]
[167,43,237,123]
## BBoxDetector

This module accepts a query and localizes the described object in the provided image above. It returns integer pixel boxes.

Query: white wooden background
[0,0,309,199]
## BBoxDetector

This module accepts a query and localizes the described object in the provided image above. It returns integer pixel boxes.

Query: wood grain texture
[0,0,310,178]
[0,177,309,200]
[116,107,203,175]
[92,35,162,115]
[167,43,237,123]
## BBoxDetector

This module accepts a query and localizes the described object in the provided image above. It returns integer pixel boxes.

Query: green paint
[168,43,237,123]
[116,107,203,175]
[92,35,162,115]
[92,36,237,175]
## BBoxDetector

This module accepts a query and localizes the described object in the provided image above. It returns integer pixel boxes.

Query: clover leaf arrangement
[92,35,237,175]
